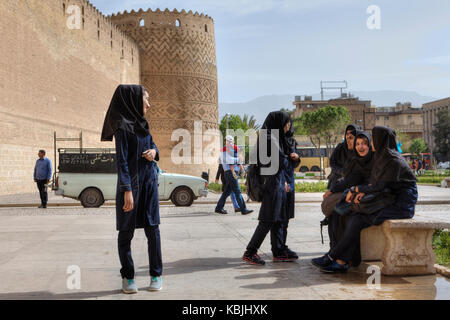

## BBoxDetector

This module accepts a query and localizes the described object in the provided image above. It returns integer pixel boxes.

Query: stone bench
[441,177,450,188]
[360,219,450,276]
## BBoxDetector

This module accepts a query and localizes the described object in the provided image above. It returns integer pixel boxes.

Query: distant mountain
[218,90,439,126]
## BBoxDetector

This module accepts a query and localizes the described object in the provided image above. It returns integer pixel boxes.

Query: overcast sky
[91,0,450,103]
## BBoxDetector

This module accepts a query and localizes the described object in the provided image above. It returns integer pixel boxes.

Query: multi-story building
[292,93,376,131]
[422,97,450,158]
[375,102,423,139]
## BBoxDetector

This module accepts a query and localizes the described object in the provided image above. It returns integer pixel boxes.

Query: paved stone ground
[0,185,449,206]
[0,199,449,300]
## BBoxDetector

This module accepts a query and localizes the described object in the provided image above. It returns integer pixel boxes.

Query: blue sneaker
[320,261,349,273]
[122,278,138,294]
[149,276,162,291]
[311,254,333,268]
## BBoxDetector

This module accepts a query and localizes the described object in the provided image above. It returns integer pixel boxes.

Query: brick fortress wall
[110,9,220,178]
[0,0,140,195]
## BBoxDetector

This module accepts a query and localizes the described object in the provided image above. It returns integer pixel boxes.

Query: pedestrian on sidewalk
[242,111,293,265]
[101,85,163,294]
[33,150,52,209]
[214,136,253,215]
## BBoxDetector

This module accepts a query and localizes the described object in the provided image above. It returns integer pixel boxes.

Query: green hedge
[417,176,446,184]
[209,181,328,193]
[433,229,450,267]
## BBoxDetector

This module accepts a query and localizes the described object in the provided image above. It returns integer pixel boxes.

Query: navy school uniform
[246,153,292,256]
[114,128,162,279]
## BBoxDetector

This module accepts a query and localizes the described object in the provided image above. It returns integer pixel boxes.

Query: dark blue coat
[114,128,160,231]
[258,153,292,222]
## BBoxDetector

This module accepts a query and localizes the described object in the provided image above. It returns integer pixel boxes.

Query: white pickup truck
[53,148,208,207]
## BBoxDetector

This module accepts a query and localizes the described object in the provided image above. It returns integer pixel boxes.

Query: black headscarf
[101,85,150,141]
[345,130,374,178]
[258,111,291,168]
[283,117,296,155]
[331,123,361,172]
[370,126,416,183]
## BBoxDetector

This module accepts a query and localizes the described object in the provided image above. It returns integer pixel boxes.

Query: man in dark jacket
[33,150,52,208]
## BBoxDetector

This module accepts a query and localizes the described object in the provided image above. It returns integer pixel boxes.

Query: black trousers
[327,212,348,250]
[36,180,48,206]
[246,220,288,256]
[118,225,163,279]
[328,213,374,265]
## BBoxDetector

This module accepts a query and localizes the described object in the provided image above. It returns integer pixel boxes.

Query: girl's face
[284,121,291,134]
[143,91,150,115]
[346,130,355,150]
[356,137,369,157]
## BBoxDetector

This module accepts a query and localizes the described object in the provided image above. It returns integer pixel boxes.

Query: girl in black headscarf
[279,120,301,260]
[313,130,374,268]
[327,124,361,190]
[101,84,163,293]
[314,126,417,273]
[242,111,294,265]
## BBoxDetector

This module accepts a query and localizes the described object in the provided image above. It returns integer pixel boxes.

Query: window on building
[140,19,145,27]
[385,116,389,120]
[205,24,208,32]
[175,19,181,27]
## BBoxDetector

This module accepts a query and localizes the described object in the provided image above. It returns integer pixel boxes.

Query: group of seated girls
[312,125,418,273]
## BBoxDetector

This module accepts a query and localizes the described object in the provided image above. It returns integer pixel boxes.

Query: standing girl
[101,85,163,293]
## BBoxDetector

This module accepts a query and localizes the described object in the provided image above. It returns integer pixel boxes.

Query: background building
[0,0,219,196]
[423,97,450,159]
[292,93,376,131]
[375,102,423,139]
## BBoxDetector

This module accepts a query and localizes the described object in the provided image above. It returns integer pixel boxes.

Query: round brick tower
[110,8,220,177]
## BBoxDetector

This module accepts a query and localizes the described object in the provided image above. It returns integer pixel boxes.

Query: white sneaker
[122,278,138,294]
[148,276,162,291]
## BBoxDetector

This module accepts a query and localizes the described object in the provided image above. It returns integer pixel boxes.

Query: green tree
[432,109,450,161]
[293,105,351,177]
[409,138,427,157]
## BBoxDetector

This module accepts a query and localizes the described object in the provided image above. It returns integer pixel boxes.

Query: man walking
[34,150,52,208]
[214,136,253,215]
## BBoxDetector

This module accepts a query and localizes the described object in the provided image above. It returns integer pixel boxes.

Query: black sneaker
[234,208,241,213]
[320,261,349,273]
[285,248,299,260]
[215,208,228,214]
[273,249,298,262]
[242,252,265,266]
[241,209,254,215]
[311,254,333,268]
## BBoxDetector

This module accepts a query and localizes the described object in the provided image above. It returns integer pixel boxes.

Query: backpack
[246,163,267,202]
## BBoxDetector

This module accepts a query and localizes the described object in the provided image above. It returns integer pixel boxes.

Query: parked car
[437,161,450,170]
[53,148,208,207]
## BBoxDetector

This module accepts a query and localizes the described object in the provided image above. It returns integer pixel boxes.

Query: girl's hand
[345,191,354,203]
[290,153,299,161]
[323,190,332,200]
[123,191,134,212]
[354,193,366,204]
[285,182,290,193]
[142,149,156,162]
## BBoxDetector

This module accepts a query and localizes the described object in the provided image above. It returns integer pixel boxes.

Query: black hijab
[370,126,416,183]
[332,123,361,170]
[345,130,374,177]
[258,111,291,168]
[101,85,150,141]
[283,117,296,155]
